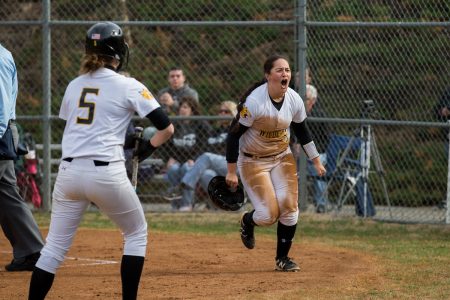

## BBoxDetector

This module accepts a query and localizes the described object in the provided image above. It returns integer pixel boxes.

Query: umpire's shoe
[239,212,255,249]
[5,252,40,272]
[275,256,300,272]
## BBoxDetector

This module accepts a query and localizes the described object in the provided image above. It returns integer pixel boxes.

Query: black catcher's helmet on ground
[207,176,246,211]
[85,22,129,71]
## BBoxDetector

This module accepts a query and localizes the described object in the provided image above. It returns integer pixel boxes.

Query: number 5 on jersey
[77,88,99,125]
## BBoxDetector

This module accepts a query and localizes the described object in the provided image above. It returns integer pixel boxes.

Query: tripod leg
[357,126,371,218]
[371,134,393,219]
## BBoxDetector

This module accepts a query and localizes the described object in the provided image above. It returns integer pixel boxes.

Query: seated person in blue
[161,96,213,211]
[304,84,331,213]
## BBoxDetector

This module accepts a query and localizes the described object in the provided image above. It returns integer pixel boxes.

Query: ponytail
[235,79,267,121]
[79,54,114,75]
[230,78,266,133]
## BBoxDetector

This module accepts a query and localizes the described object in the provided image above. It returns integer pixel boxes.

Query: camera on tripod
[361,99,376,118]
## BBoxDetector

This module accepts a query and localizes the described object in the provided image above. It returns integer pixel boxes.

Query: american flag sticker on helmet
[91,33,101,40]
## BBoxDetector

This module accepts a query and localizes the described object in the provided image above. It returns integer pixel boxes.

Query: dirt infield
[1,228,384,299]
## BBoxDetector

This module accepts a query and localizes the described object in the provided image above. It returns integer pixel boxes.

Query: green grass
[33,211,450,299]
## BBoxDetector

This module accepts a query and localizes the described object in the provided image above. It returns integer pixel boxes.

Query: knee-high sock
[121,255,145,300]
[28,267,55,300]
[243,210,256,226]
[276,222,297,259]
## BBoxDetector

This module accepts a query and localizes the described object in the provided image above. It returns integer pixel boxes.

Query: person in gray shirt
[157,66,199,115]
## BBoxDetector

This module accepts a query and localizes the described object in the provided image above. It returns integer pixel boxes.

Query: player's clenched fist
[133,137,157,162]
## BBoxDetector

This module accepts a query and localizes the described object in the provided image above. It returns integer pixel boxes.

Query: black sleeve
[226,118,249,163]
[145,107,171,130]
[291,120,313,146]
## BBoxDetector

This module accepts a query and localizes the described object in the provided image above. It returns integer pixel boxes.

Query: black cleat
[5,252,40,272]
[275,256,300,272]
[239,212,255,249]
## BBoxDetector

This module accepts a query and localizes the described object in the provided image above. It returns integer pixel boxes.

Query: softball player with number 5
[28,22,174,299]
[226,54,326,272]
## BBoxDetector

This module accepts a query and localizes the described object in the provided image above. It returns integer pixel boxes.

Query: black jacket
[162,119,214,162]
[206,125,229,155]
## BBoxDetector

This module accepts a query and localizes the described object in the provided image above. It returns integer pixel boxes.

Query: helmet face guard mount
[85,22,129,71]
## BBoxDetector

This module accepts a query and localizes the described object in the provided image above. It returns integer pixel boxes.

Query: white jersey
[238,83,307,157]
[59,68,160,161]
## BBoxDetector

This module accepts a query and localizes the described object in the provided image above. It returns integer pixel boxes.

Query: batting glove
[133,137,157,162]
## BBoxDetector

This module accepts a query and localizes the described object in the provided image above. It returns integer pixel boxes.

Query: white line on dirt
[62,256,118,267]
[1,251,118,268]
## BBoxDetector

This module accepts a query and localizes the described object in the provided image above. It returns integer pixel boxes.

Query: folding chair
[322,134,364,212]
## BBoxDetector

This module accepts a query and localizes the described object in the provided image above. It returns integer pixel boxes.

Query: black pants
[0,123,44,259]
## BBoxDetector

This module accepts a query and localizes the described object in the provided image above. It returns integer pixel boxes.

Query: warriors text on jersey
[238,83,307,157]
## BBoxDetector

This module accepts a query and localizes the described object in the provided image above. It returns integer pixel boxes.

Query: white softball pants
[36,159,147,274]
[238,152,299,227]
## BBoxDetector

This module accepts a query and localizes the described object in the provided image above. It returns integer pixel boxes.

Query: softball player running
[225,54,326,272]
[28,22,174,300]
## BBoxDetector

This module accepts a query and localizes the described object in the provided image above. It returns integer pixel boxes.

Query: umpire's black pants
[0,123,44,259]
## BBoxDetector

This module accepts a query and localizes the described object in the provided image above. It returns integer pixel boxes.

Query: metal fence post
[41,0,52,211]
[296,0,308,211]
[446,120,450,224]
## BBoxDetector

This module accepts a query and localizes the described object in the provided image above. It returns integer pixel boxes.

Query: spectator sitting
[434,86,450,149]
[291,68,329,213]
[161,96,213,211]
[305,84,331,213]
[157,66,199,116]
[176,101,238,210]
[433,86,450,209]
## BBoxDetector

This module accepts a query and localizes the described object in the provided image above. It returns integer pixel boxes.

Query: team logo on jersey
[140,89,154,100]
[240,105,251,118]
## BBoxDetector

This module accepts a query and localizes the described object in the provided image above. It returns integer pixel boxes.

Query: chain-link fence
[1,0,449,223]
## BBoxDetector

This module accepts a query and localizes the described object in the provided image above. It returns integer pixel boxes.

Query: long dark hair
[179,96,200,116]
[233,54,288,127]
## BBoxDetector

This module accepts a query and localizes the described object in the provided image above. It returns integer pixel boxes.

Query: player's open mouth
[281,79,288,88]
